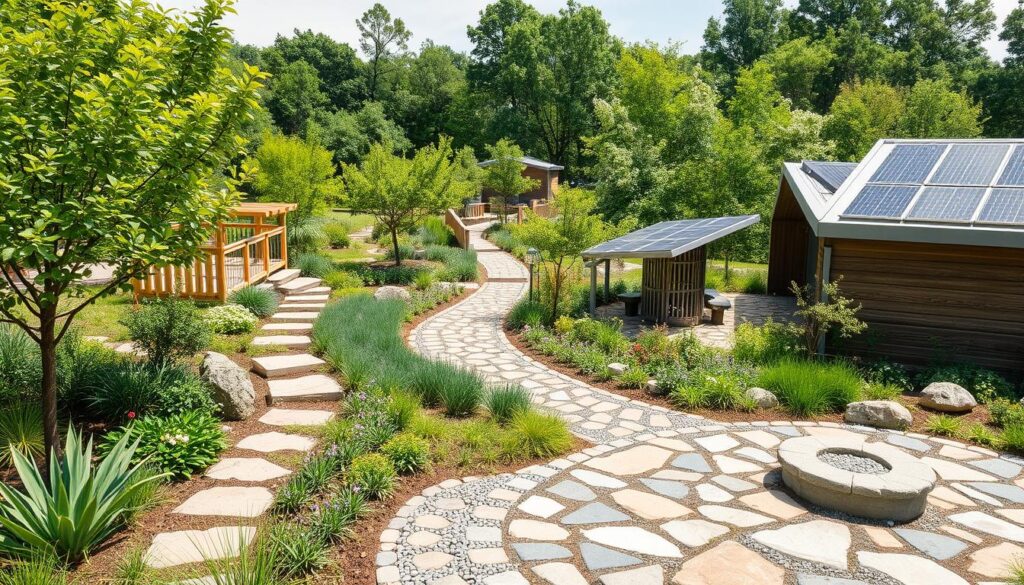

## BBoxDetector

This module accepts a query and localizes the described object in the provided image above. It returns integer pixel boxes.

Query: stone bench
[617,292,641,317]
[704,288,731,325]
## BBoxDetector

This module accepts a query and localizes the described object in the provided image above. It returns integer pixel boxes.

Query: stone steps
[276,302,326,311]
[172,486,274,518]
[267,268,300,286]
[259,408,335,426]
[276,276,322,293]
[236,431,316,453]
[284,294,329,302]
[261,322,313,332]
[145,526,256,569]
[250,335,311,348]
[206,458,292,481]
[305,286,331,294]
[267,374,343,404]
[270,311,319,321]
[251,353,324,378]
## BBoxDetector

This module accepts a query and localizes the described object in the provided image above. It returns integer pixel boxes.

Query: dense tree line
[235,0,1024,261]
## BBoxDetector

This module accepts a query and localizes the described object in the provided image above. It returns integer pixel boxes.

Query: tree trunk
[39,305,60,467]
[549,261,562,324]
[391,226,402,267]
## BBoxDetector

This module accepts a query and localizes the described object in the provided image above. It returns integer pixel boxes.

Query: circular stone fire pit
[778,436,937,522]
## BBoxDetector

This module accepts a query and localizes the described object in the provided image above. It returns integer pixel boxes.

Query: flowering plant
[99,410,226,479]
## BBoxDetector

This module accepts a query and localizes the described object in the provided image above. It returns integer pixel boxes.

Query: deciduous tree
[482,140,540,222]
[357,3,411,101]
[251,130,341,222]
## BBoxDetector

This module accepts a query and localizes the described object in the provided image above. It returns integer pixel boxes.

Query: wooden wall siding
[768,181,812,295]
[481,167,559,204]
[828,238,1024,372]
[641,247,707,326]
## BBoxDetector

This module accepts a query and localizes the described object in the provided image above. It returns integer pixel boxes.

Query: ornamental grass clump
[434,365,485,417]
[296,253,334,279]
[757,359,863,416]
[485,385,532,424]
[0,403,44,468]
[228,285,279,318]
[503,410,573,459]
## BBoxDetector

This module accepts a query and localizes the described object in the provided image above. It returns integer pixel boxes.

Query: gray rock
[745,387,779,409]
[579,543,642,571]
[671,453,712,473]
[200,352,254,420]
[645,379,664,396]
[607,362,628,377]
[844,400,913,430]
[511,543,571,561]
[560,502,631,525]
[374,285,411,301]
[413,248,426,260]
[920,382,976,413]
[892,528,968,560]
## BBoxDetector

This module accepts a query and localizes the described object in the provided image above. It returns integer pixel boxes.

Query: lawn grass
[9,286,134,340]
[327,211,376,232]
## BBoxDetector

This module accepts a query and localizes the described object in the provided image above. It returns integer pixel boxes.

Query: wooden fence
[445,208,470,250]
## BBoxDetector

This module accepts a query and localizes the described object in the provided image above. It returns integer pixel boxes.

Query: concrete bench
[704,288,731,325]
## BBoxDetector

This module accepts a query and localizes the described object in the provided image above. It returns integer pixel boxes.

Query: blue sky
[157,0,1016,62]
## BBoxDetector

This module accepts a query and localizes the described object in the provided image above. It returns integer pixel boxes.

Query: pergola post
[604,259,610,301]
[589,260,598,317]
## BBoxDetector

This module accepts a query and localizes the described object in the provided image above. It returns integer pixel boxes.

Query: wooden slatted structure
[640,247,707,326]
[133,202,298,301]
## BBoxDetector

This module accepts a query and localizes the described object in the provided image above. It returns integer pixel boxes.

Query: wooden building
[768,139,1024,374]
[478,156,563,205]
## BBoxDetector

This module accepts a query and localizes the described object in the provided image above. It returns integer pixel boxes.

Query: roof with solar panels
[783,139,1024,249]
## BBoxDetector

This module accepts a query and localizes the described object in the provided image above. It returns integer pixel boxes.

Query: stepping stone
[738,490,807,519]
[952,482,1002,505]
[267,374,342,404]
[969,457,1022,479]
[939,445,982,460]
[511,543,571,561]
[277,276,322,293]
[276,303,326,311]
[698,505,773,527]
[237,432,314,453]
[966,482,1024,503]
[250,335,311,348]
[532,563,587,585]
[251,353,324,378]
[580,542,642,571]
[660,519,729,547]
[508,520,569,541]
[672,453,712,473]
[599,565,663,585]
[752,520,851,569]
[261,322,312,332]
[887,434,931,452]
[469,548,508,565]
[414,515,450,529]
[413,551,453,570]
[611,489,691,520]
[652,469,704,481]
[546,480,596,502]
[797,575,870,585]
[407,531,441,547]
[473,505,508,521]
[259,408,334,426]
[305,286,331,294]
[695,434,739,452]
[570,469,627,489]
[672,540,784,585]
[517,496,564,518]
[466,525,500,542]
[270,311,319,320]
[284,294,329,302]
[483,572,528,585]
[736,430,781,448]
[696,483,733,503]
[173,486,274,518]
[145,526,256,568]
[267,268,299,284]
[206,458,291,481]
[856,552,969,585]
[939,525,982,544]
[893,528,967,560]
[581,526,682,558]
[734,447,777,464]
[640,478,689,499]
[713,455,761,474]
[648,437,694,451]
[560,502,631,525]
[923,457,996,481]
[950,511,1024,542]
[968,542,1024,578]
[929,485,976,506]
[713,474,757,492]
[431,576,469,585]
[997,508,1024,524]
[584,445,673,476]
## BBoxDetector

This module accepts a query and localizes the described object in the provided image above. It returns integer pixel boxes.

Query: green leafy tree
[343,137,478,265]
[762,38,835,110]
[790,278,866,358]
[823,79,907,160]
[312,101,411,165]
[357,3,412,101]
[511,189,621,323]
[898,77,982,138]
[0,0,263,461]
[263,29,366,111]
[251,130,341,222]
[702,0,784,80]
[482,140,540,222]
[266,59,328,133]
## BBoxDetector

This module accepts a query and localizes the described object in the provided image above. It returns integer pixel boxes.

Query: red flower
[127,411,136,420]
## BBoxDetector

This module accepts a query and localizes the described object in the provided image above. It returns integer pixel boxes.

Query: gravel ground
[818,451,890,474]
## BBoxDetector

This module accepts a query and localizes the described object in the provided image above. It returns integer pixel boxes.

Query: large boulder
[200,351,255,420]
[374,285,411,302]
[607,362,628,377]
[844,400,913,430]
[920,382,976,413]
[746,387,779,409]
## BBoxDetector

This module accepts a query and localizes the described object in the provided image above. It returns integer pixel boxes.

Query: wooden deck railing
[445,209,471,250]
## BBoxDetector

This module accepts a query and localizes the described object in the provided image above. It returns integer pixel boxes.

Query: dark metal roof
[801,161,858,193]
[478,156,564,171]
[582,215,760,259]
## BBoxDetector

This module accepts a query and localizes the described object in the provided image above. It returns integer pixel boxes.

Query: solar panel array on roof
[802,161,858,193]
[582,215,759,259]
[842,142,1024,226]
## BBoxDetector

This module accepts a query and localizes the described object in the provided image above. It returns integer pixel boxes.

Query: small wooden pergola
[581,215,759,326]
[133,202,297,301]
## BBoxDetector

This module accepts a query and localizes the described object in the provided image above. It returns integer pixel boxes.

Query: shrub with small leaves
[863,360,913,392]
[617,366,650,390]
[1003,423,1024,453]
[228,285,279,318]
[100,410,227,480]
[204,304,258,334]
[323,222,351,248]
[122,296,210,364]
[863,382,903,400]
[323,269,366,291]
[381,433,430,474]
[348,453,397,500]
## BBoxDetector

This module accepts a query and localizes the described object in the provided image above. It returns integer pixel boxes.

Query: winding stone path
[383,224,1024,585]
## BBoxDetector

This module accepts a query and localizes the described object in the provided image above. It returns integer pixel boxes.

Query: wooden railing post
[242,242,251,284]
[215,225,228,302]
[259,215,270,276]
[281,212,289,268]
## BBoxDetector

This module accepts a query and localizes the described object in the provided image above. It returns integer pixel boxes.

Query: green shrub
[0,403,44,468]
[916,364,1016,404]
[502,410,572,459]
[1002,423,1024,453]
[424,244,459,263]
[758,359,863,416]
[668,365,753,410]
[732,321,802,365]
[435,249,478,282]
[863,382,903,400]
[618,367,650,389]
[413,270,434,291]
[310,488,367,543]
[100,410,227,480]
[436,365,485,417]
[924,414,963,437]
[739,270,767,294]
[966,424,1003,448]
[387,391,421,430]
[989,398,1024,428]
[0,325,40,400]
[274,474,313,514]
[270,522,328,577]
[122,296,210,365]
[228,285,279,318]
[419,217,454,246]
[348,264,425,286]
[204,304,258,334]
[485,385,532,424]
[381,433,430,474]
[323,269,365,290]
[0,430,166,562]
[86,361,217,422]
[407,283,460,316]
[322,222,351,248]
[348,453,397,500]
[383,242,415,261]
[863,360,913,392]
[506,298,546,330]
[296,253,333,279]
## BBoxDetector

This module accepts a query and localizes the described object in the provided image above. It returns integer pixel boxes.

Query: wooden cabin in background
[478,156,563,206]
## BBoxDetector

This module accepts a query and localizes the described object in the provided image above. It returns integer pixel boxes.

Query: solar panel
[929,144,1009,185]
[802,161,858,193]
[582,215,760,258]
[977,188,1024,225]
[842,184,920,219]
[869,144,947,184]
[906,187,987,222]
[997,146,1024,186]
